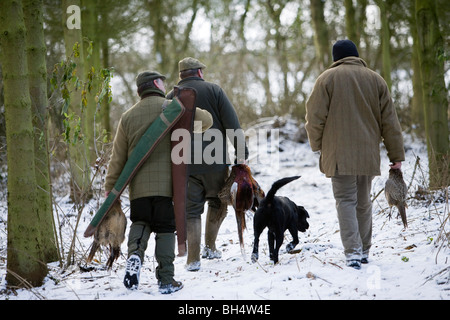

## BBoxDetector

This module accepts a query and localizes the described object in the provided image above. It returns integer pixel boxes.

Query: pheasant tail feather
[398,205,408,228]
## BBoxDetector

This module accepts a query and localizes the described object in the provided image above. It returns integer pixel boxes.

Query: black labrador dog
[251,176,309,264]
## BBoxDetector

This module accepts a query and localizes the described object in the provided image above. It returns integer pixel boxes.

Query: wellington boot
[186,218,202,271]
[155,233,176,285]
[127,221,151,261]
[203,204,227,259]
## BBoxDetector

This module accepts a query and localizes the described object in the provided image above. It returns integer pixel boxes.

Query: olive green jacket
[105,90,212,200]
[305,57,405,177]
[167,77,248,174]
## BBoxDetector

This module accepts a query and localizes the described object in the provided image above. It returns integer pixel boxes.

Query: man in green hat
[167,57,249,272]
[105,70,212,293]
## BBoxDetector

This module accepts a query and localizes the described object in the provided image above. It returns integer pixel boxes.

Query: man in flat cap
[105,70,212,293]
[167,57,248,272]
[305,40,405,270]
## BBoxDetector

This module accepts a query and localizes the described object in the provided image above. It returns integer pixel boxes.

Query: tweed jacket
[305,57,405,177]
[104,91,213,200]
[104,91,172,200]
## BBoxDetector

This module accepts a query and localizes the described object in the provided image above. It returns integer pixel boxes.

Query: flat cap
[136,71,166,87]
[178,57,206,72]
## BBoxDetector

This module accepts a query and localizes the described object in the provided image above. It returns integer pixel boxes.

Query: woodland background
[0,0,448,289]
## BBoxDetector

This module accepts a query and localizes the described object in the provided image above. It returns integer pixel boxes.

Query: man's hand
[389,162,402,170]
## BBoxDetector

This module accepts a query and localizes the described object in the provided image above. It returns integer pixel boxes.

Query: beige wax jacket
[305,57,405,177]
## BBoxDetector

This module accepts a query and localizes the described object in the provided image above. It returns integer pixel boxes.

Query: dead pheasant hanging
[385,168,408,228]
[218,164,265,254]
[86,201,127,269]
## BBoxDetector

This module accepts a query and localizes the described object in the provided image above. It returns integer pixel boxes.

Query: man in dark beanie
[305,40,405,269]
[332,39,359,62]
[104,70,212,293]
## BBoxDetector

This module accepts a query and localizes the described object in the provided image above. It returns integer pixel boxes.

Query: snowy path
[1,121,449,301]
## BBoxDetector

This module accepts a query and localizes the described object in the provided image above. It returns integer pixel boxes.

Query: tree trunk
[147,0,168,74]
[266,0,289,111]
[357,0,369,58]
[23,0,59,263]
[376,0,392,90]
[82,0,100,164]
[415,0,449,188]
[100,11,111,140]
[62,0,92,202]
[410,3,425,137]
[146,0,200,82]
[0,0,47,287]
[344,0,358,42]
[310,0,330,70]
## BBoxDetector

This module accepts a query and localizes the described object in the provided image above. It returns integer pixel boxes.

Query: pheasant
[385,168,408,228]
[218,164,265,253]
[86,201,127,269]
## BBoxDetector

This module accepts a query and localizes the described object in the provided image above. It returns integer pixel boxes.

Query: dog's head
[297,206,309,232]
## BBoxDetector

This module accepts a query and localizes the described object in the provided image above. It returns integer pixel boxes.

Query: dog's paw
[251,253,258,263]
[269,254,279,264]
[286,243,296,253]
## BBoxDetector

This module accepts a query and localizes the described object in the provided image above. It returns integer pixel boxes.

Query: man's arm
[217,88,249,162]
[378,77,405,164]
[305,77,330,152]
[104,117,128,195]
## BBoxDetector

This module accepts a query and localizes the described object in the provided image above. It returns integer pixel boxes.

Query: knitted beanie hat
[332,40,359,62]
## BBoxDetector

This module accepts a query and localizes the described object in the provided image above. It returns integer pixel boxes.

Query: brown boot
[186,217,201,271]
[202,203,227,259]
[159,279,183,294]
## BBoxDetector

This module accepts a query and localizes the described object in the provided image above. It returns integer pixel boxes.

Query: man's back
[305,56,404,177]
[106,95,172,200]
[170,76,246,174]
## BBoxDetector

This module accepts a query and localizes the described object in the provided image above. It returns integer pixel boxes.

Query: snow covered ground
[0,117,449,301]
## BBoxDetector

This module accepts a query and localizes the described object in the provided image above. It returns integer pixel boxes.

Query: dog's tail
[265,176,301,203]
